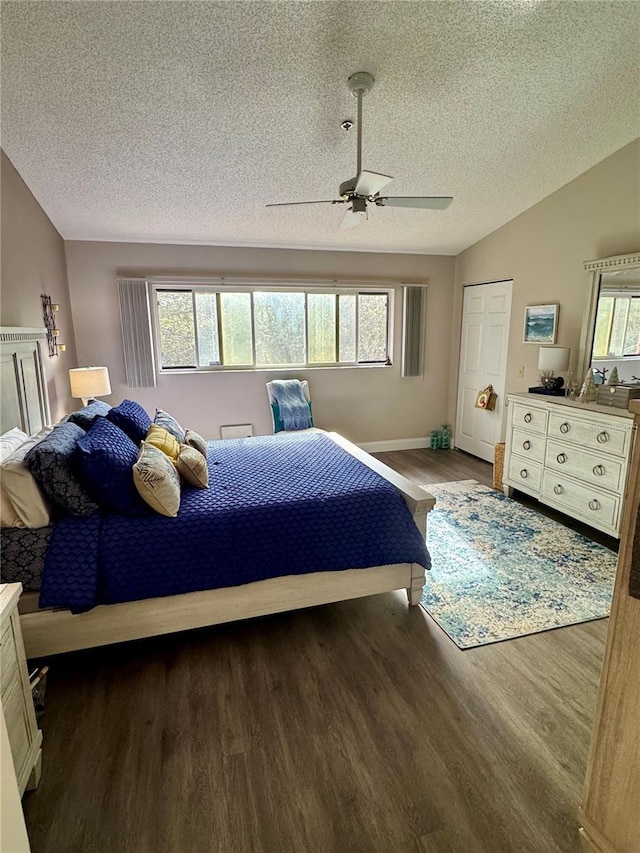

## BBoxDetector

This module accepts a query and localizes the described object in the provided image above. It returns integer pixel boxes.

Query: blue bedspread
[40,432,430,611]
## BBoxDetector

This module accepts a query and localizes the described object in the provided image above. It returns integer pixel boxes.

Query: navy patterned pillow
[154,409,186,443]
[106,399,151,445]
[75,418,146,515]
[67,400,111,431]
[25,422,99,517]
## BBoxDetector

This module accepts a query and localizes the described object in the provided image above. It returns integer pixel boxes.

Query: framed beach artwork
[523,303,559,344]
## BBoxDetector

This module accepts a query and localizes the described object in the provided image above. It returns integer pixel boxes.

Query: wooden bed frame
[0,327,435,658]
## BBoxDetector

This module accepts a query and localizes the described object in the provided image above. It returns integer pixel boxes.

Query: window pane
[220,293,253,365]
[157,291,196,368]
[358,294,388,362]
[339,294,356,362]
[308,294,336,363]
[254,292,305,366]
[609,298,628,356]
[593,296,613,358]
[623,297,640,356]
[195,292,220,366]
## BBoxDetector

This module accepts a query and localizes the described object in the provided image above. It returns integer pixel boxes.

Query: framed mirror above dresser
[579,251,640,386]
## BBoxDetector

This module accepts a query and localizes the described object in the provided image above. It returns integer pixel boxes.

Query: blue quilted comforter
[40,432,430,611]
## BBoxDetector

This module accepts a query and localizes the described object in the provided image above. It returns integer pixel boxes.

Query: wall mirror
[579,252,640,385]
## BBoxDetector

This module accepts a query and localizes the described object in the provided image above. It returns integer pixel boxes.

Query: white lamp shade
[69,367,111,400]
[538,347,570,372]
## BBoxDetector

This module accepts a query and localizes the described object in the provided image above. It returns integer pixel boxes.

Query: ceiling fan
[266,71,453,229]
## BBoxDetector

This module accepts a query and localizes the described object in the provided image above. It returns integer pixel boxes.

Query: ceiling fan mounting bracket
[347,71,374,97]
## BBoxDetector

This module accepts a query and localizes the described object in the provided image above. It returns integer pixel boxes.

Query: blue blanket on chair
[39,432,430,611]
[270,379,312,430]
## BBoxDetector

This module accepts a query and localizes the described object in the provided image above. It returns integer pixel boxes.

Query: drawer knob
[523,440,531,451]
[593,465,605,476]
[554,484,564,495]
[559,422,570,434]
[523,413,532,424]
[597,431,610,444]
[520,468,528,479]
[589,499,601,511]
[556,453,567,464]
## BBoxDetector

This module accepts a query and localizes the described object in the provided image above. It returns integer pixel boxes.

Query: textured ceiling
[1,1,639,255]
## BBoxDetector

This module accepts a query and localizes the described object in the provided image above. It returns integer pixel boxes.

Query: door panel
[455,280,513,462]
[463,322,483,373]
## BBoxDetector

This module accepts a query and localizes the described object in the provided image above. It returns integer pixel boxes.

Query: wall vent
[220,424,253,439]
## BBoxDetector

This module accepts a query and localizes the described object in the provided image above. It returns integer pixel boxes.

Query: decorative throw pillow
[154,409,185,443]
[1,428,53,528]
[25,422,99,517]
[184,429,207,459]
[0,428,29,527]
[145,424,181,461]
[67,399,111,431]
[133,442,181,517]
[175,443,209,489]
[106,399,151,445]
[75,417,145,515]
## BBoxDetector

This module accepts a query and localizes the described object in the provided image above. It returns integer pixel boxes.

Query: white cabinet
[0,583,42,796]
[503,394,636,537]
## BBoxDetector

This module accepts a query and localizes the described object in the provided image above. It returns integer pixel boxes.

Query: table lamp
[538,347,570,392]
[69,367,111,406]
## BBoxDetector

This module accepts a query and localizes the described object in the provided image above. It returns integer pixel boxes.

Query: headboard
[0,327,51,435]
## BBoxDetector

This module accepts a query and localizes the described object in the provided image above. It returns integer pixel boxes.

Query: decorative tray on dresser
[503,393,636,538]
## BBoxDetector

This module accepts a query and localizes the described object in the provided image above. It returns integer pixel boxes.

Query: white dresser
[0,583,42,795]
[503,393,636,538]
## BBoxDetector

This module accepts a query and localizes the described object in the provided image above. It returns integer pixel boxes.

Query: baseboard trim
[358,437,431,453]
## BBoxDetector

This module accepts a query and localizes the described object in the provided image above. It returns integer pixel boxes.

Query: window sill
[158,363,392,376]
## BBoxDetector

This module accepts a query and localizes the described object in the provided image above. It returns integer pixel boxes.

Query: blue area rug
[421,480,618,649]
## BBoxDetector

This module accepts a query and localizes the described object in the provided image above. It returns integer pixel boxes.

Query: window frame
[592,291,640,360]
[151,282,393,373]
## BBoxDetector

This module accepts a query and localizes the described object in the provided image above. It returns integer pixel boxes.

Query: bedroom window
[154,286,390,371]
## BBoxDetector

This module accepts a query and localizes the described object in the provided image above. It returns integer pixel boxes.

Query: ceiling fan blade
[265,200,344,208]
[355,170,393,197]
[340,207,366,230]
[376,196,453,210]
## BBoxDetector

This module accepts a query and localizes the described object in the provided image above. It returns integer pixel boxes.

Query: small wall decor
[41,294,66,357]
[523,303,559,344]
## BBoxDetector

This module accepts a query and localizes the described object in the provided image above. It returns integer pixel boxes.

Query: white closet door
[455,280,513,462]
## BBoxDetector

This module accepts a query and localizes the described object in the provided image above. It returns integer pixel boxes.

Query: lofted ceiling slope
[1,1,639,255]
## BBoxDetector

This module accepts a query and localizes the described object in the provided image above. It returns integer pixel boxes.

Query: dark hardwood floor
[23,449,609,853]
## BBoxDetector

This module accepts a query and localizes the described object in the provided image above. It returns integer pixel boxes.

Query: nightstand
[0,583,42,794]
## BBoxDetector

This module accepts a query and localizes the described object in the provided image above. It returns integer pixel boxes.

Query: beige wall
[450,139,640,430]
[1,150,78,420]
[64,241,456,443]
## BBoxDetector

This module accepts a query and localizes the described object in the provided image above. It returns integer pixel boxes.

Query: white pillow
[1,427,53,528]
[0,428,29,527]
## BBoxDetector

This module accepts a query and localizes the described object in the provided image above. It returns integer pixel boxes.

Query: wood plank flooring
[22,449,609,853]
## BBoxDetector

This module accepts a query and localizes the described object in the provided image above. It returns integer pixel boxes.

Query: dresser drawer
[545,439,625,494]
[511,429,546,462]
[541,471,619,530]
[547,411,630,457]
[511,403,548,435]
[0,624,18,696]
[507,454,543,492]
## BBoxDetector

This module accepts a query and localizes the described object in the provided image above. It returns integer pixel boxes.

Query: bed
[0,327,435,658]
